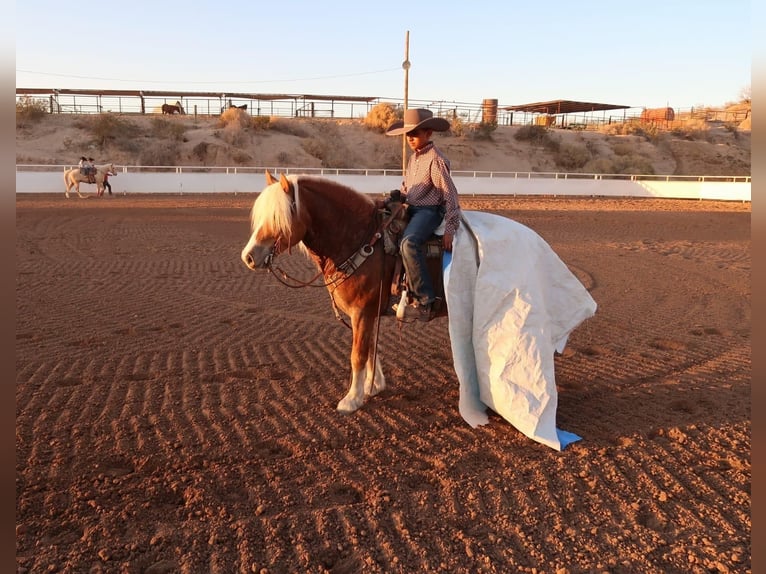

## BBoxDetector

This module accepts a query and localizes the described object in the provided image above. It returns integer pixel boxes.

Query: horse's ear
[279,173,292,194]
[265,171,277,185]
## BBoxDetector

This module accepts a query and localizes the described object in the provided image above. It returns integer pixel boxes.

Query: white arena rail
[15,165,751,202]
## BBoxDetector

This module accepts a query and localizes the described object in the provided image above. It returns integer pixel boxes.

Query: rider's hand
[442,233,454,252]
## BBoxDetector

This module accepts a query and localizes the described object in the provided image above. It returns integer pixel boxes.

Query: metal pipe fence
[19,89,750,129]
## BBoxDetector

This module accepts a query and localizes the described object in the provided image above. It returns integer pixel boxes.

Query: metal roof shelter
[503,99,631,115]
[16,88,379,117]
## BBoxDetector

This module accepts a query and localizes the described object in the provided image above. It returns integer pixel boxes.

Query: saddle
[376,195,447,317]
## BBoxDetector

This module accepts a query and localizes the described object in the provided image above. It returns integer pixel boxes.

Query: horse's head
[241,172,308,270]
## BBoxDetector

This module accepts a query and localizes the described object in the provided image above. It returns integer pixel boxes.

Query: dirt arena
[16,193,750,574]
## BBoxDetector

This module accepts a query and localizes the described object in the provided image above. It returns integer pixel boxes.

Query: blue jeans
[400,205,443,306]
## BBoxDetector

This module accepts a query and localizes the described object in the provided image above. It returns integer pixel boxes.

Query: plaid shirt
[401,142,462,236]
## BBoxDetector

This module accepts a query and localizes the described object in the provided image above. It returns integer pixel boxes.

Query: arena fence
[16,165,751,201]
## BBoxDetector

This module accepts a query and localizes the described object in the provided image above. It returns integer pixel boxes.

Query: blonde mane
[249,177,301,239]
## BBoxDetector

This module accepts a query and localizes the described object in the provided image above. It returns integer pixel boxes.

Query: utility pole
[402,31,410,177]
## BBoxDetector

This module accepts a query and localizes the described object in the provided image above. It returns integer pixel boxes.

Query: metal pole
[402,31,410,177]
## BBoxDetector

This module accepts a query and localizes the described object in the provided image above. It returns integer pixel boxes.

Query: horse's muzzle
[241,245,273,270]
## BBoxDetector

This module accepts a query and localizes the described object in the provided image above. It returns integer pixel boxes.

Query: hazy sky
[16,0,751,110]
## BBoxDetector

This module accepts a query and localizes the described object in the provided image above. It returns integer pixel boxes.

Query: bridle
[263,200,405,330]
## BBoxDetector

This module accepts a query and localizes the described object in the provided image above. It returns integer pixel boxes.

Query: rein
[265,200,405,330]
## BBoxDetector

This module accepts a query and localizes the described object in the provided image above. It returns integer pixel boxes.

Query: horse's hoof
[337,397,361,413]
[365,381,386,398]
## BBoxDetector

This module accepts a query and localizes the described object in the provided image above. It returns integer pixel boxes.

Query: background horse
[241,173,398,413]
[64,163,116,198]
[161,101,185,115]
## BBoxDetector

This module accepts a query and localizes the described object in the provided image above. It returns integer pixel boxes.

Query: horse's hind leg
[364,353,386,398]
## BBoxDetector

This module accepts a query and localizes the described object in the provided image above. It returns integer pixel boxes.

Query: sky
[15,0,752,111]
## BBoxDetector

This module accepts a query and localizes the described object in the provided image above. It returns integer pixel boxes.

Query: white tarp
[443,211,597,450]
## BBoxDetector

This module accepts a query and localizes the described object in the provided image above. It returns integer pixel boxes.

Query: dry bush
[219,122,249,146]
[373,140,404,169]
[583,158,616,174]
[218,107,251,130]
[514,125,559,150]
[613,154,655,175]
[554,143,591,170]
[470,122,497,141]
[300,124,355,168]
[251,115,271,131]
[670,124,712,142]
[449,115,466,137]
[192,141,210,162]
[84,113,142,150]
[16,96,48,128]
[599,121,660,142]
[150,118,186,141]
[363,102,401,133]
[60,136,91,154]
[269,118,310,137]
[611,142,634,156]
[276,151,290,164]
[301,138,326,163]
[231,150,252,165]
[138,142,179,166]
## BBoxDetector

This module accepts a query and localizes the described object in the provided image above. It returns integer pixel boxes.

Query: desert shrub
[220,122,249,146]
[138,142,179,166]
[449,115,466,137]
[613,154,655,175]
[251,115,271,130]
[301,138,325,162]
[59,136,91,153]
[276,151,290,164]
[85,113,141,150]
[470,122,497,141]
[514,124,548,143]
[599,120,660,142]
[231,150,252,165]
[514,124,559,150]
[554,143,591,170]
[192,141,210,161]
[16,96,48,127]
[150,118,186,141]
[583,158,616,174]
[611,142,634,156]
[301,134,354,168]
[218,107,250,130]
[269,118,310,137]
[363,102,401,133]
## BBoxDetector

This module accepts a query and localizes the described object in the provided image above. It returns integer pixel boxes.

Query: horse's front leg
[76,181,86,199]
[337,311,377,413]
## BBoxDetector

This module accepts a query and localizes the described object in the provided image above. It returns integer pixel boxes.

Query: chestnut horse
[161,101,185,115]
[241,172,401,413]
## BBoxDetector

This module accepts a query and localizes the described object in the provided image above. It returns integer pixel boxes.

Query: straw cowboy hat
[385,108,450,136]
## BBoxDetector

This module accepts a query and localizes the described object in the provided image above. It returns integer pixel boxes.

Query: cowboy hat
[385,108,450,136]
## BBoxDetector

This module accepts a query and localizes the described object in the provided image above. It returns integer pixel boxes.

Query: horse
[63,163,116,198]
[161,101,185,115]
[241,172,410,414]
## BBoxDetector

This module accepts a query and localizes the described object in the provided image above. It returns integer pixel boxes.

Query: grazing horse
[63,163,116,198]
[241,173,401,413]
[161,101,185,115]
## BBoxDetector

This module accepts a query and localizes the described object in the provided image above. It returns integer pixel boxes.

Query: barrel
[482,98,498,125]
